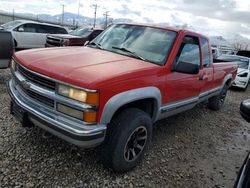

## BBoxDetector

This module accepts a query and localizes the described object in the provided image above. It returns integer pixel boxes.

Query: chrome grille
[17,64,56,90]
[46,36,62,47]
[24,89,54,108]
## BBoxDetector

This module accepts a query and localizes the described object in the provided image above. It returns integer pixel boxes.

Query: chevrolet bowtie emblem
[20,80,31,90]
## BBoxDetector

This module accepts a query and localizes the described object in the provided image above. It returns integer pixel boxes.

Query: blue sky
[1,0,250,39]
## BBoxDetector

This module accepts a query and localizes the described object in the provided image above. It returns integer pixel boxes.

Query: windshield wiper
[112,46,148,62]
[87,42,103,49]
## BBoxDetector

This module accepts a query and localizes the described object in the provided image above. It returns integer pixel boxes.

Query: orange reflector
[86,92,99,105]
[84,111,97,123]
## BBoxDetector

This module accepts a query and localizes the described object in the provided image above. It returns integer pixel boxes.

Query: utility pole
[91,4,99,28]
[12,9,15,21]
[103,11,110,29]
[61,4,65,25]
[77,0,80,27]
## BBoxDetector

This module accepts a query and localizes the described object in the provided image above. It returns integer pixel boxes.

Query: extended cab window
[175,36,201,67]
[201,38,211,67]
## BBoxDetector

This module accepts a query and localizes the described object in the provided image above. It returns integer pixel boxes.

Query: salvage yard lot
[0,69,249,188]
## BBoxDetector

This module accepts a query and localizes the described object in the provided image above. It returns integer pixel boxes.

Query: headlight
[57,84,99,105]
[62,39,70,46]
[11,59,16,71]
[238,72,248,77]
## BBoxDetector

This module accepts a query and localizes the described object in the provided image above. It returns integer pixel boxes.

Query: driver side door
[162,35,203,116]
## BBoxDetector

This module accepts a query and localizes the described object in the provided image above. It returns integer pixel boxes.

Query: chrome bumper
[7,79,106,148]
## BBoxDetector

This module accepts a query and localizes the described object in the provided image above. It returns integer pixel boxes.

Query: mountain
[209,36,230,47]
[7,11,132,27]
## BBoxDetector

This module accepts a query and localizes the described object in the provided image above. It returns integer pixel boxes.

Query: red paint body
[48,34,87,46]
[13,24,237,122]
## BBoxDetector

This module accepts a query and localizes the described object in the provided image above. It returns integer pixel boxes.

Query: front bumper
[232,77,249,89]
[7,79,106,147]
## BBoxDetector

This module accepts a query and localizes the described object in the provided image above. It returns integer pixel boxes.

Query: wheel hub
[124,126,147,162]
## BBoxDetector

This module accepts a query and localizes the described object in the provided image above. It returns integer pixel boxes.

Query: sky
[1,0,250,39]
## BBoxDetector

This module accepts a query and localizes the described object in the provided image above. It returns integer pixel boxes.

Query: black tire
[208,85,228,111]
[99,108,152,172]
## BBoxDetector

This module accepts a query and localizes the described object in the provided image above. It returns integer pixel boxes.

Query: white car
[1,20,68,49]
[218,54,250,90]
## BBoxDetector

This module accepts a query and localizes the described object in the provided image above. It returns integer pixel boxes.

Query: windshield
[69,28,92,37]
[218,55,249,69]
[1,21,22,30]
[91,24,177,65]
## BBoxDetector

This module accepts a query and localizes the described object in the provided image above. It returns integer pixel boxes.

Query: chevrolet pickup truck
[45,28,103,47]
[8,23,237,172]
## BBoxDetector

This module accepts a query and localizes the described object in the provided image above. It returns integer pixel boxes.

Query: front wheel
[99,108,152,172]
[208,85,228,111]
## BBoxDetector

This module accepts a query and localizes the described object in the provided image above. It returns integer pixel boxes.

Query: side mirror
[240,99,250,123]
[17,27,24,32]
[173,61,199,74]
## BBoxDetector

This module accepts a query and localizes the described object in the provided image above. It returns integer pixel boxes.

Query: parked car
[234,100,250,188]
[8,23,237,172]
[217,54,250,90]
[237,50,250,58]
[1,20,68,49]
[45,27,103,47]
[0,29,13,68]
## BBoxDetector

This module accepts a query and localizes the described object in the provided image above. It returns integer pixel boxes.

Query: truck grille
[46,36,62,47]
[17,64,56,90]
[24,89,54,108]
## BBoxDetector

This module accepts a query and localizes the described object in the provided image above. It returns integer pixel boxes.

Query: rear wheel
[208,84,228,111]
[100,108,152,172]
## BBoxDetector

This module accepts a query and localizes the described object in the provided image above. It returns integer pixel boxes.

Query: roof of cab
[114,22,208,39]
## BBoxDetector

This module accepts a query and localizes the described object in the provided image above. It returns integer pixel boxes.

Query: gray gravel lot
[0,68,250,188]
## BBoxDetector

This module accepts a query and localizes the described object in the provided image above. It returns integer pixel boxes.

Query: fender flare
[100,87,162,124]
[222,74,233,89]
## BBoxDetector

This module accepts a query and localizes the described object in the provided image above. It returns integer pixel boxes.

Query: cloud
[0,0,250,40]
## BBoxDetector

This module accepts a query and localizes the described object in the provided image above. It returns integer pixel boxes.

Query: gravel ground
[0,68,250,188]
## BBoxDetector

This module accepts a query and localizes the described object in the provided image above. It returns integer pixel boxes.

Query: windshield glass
[69,28,92,37]
[1,21,22,29]
[218,55,249,69]
[91,24,177,65]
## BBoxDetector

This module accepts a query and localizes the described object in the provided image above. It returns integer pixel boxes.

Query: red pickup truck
[8,23,237,172]
[45,28,103,47]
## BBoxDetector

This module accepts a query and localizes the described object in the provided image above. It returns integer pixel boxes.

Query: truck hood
[48,34,83,39]
[237,68,249,75]
[14,47,159,88]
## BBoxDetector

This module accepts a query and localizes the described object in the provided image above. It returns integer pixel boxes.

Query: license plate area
[10,101,31,127]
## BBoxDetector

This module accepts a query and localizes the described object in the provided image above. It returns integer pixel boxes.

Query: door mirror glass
[173,61,199,74]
